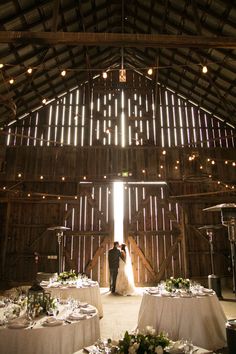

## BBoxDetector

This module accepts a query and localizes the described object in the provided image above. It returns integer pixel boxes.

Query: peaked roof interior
[0,0,236,129]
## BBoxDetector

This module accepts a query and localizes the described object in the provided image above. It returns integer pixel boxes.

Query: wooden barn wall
[0,71,235,286]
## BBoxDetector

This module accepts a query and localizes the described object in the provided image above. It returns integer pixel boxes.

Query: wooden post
[180,206,189,278]
[1,199,11,281]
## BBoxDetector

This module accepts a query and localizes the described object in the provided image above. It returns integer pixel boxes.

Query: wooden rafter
[0,31,236,48]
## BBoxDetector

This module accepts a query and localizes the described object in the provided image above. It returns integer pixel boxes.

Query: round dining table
[0,303,100,354]
[43,282,103,318]
[137,291,227,351]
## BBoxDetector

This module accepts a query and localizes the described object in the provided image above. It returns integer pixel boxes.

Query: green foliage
[57,270,77,282]
[117,329,170,354]
[165,277,190,292]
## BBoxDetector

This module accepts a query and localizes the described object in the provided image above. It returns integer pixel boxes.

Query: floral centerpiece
[110,327,170,354]
[27,295,58,317]
[57,270,78,283]
[164,277,190,292]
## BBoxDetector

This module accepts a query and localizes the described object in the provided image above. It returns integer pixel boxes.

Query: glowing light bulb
[9,78,14,84]
[202,66,208,74]
[147,68,153,75]
[61,70,66,77]
[102,72,108,79]
[0,63,4,68]
[27,67,33,74]
[42,98,47,104]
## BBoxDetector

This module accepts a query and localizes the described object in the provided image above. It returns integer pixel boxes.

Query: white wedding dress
[115,249,136,296]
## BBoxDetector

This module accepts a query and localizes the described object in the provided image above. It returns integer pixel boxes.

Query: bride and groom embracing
[108,241,135,296]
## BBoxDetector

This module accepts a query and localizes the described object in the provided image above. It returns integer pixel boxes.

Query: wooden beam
[0,31,236,48]
[51,0,60,32]
[85,236,110,272]
[128,236,156,278]
[156,235,182,283]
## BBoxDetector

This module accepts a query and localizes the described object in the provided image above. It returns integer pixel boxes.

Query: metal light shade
[203,203,236,294]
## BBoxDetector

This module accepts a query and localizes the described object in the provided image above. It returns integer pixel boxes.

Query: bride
[115,243,136,296]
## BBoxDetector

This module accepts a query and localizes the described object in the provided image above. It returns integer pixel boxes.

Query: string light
[202,66,208,74]
[40,175,44,180]
[9,78,14,84]
[61,176,65,181]
[61,70,66,77]
[162,150,166,155]
[18,173,22,178]
[147,68,153,75]
[102,72,108,79]
[42,98,47,104]
[0,63,4,68]
[27,68,33,74]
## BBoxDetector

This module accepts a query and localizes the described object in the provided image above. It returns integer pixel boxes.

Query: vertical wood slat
[5,70,236,150]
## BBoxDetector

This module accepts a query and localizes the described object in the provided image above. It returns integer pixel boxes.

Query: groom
[108,241,121,293]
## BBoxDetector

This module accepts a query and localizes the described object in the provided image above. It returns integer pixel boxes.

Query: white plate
[68,314,87,320]
[8,322,30,329]
[42,319,63,327]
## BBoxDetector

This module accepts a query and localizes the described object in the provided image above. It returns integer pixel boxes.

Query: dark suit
[108,246,121,292]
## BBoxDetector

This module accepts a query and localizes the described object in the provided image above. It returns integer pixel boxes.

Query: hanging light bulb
[0,63,4,68]
[102,72,108,79]
[147,68,153,75]
[27,67,33,74]
[202,66,208,74]
[61,70,66,77]
[9,78,14,84]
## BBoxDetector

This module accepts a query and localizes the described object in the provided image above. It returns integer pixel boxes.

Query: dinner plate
[42,319,63,327]
[80,307,96,314]
[68,313,87,320]
[8,322,30,329]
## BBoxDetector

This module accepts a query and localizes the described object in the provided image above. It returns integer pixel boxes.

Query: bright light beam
[113,182,124,244]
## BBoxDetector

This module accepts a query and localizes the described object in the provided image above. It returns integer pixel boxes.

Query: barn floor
[99,287,236,354]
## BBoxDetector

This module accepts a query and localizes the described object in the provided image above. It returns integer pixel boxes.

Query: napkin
[160,291,172,297]
[42,317,63,327]
[80,306,96,314]
[202,288,214,294]
[68,311,87,320]
[8,318,30,329]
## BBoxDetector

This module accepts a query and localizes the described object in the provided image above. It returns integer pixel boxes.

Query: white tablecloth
[137,292,227,351]
[45,283,103,317]
[0,305,100,354]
